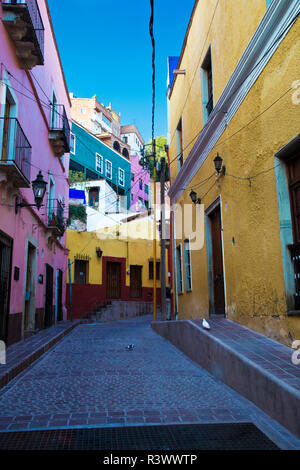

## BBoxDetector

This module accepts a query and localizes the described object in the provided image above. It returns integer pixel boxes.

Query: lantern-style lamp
[96,247,103,258]
[213,153,226,175]
[32,171,47,209]
[189,190,201,205]
[15,171,47,214]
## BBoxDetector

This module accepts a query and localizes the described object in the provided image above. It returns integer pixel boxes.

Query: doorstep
[151,318,300,439]
[0,320,82,390]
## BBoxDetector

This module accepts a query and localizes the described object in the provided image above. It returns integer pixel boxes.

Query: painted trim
[169,0,300,202]
[95,153,103,173]
[274,153,296,310]
[70,132,76,155]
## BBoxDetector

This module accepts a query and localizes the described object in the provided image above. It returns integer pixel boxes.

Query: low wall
[151,320,300,439]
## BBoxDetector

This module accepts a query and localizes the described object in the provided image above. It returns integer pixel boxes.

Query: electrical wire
[168,10,300,168]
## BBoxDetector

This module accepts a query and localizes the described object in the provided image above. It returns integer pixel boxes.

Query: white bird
[202,319,211,330]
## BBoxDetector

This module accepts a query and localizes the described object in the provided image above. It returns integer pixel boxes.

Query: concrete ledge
[151,320,300,439]
[0,321,81,391]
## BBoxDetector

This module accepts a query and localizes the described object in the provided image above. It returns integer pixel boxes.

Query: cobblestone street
[0,316,299,449]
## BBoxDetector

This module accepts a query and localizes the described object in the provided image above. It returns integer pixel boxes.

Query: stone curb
[151,319,300,439]
[0,322,82,391]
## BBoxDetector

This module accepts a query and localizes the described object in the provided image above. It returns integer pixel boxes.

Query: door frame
[205,196,227,317]
[22,234,37,336]
[102,256,126,300]
[0,230,13,342]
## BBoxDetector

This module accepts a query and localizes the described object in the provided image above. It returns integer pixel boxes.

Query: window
[131,173,135,182]
[176,118,183,170]
[176,244,183,294]
[74,260,88,284]
[80,108,86,114]
[96,154,103,173]
[105,160,112,179]
[102,114,111,128]
[70,133,76,154]
[201,47,213,124]
[123,136,128,144]
[89,187,99,208]
[113,141,121,152]
[183,239,192,291]
[47,174,55,225]
[119,168,125,187]
[149,260,160,280]
[144,184,149,194]
[122,148,129,159]
[139,179,143,190]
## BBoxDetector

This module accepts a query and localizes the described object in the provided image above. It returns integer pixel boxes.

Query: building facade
[130,154,150,212]
[70,95,130,159]
[121,124,145,156]
[70,121,131,209]
[168,0,300,345]
[0,0,71,344]
[66,214,167,320]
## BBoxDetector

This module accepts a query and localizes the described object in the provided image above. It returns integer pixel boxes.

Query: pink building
[130,154,150,212]
[0,0,70,345]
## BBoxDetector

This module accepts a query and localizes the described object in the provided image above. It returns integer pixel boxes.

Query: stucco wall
[168,0,300,345]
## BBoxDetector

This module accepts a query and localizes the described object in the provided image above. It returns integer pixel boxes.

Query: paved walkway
[0,316,299,449]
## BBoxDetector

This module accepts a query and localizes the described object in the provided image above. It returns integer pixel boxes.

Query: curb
[0,322,81,391]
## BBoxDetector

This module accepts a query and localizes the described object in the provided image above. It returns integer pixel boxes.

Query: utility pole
[153,139,157,322]
[68,258,73,322]
[160,157,166,321]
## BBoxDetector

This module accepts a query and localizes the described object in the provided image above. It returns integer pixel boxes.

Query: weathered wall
[168,0,300,345]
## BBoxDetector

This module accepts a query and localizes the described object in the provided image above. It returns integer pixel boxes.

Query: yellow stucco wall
[66,216,167,289]
[169,0,267,170]
[169,0,300,345]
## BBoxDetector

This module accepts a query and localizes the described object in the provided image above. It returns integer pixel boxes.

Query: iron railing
[48,200,65,235]
[0,117,31,182]
[2,0,45,60]
[49,104,71,151]
[287,242,300,310]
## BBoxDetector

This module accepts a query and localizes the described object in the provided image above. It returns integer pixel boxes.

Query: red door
[106,262,121,299]
[210,205,225,315]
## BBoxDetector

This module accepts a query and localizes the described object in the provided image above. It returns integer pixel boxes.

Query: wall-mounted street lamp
[213,153,226,175]
[96,247,103,258]
[15,171,47,214]
[189,190,201,205]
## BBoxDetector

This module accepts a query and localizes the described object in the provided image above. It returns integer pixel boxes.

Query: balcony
[2,0,44,69]
[0,117,31,187]
[48,104,70,157]
[287,242,300,310]
[48,201,65,237]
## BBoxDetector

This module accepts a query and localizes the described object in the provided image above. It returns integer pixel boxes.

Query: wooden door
[106,262,121,299]
[56,269,63,321]
[2,97,11,161]
[44,264,53,328]
[0,233,12,341]
[210,205,225,315]
[287,154,300,242]
[130,265,142,298]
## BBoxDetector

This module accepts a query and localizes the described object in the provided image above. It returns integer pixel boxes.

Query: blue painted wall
[70,122,131,208]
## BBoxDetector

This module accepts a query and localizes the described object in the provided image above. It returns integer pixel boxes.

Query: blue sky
[48,0,195,143]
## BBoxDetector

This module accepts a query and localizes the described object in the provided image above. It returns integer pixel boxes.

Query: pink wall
[130,154,150,212]
[0,0,70,344]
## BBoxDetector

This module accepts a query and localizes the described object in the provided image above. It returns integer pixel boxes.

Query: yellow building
[168,0,300,345]
[66,214,168,319]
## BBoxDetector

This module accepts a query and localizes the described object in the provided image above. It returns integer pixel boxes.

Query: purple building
[130,154,150,212]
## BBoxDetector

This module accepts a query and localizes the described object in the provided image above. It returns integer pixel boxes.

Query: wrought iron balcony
[48,104,70,157]
[287,242,300,310]
[0,117,31,187]
[47,200,65,237]
[2,0,44,69]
